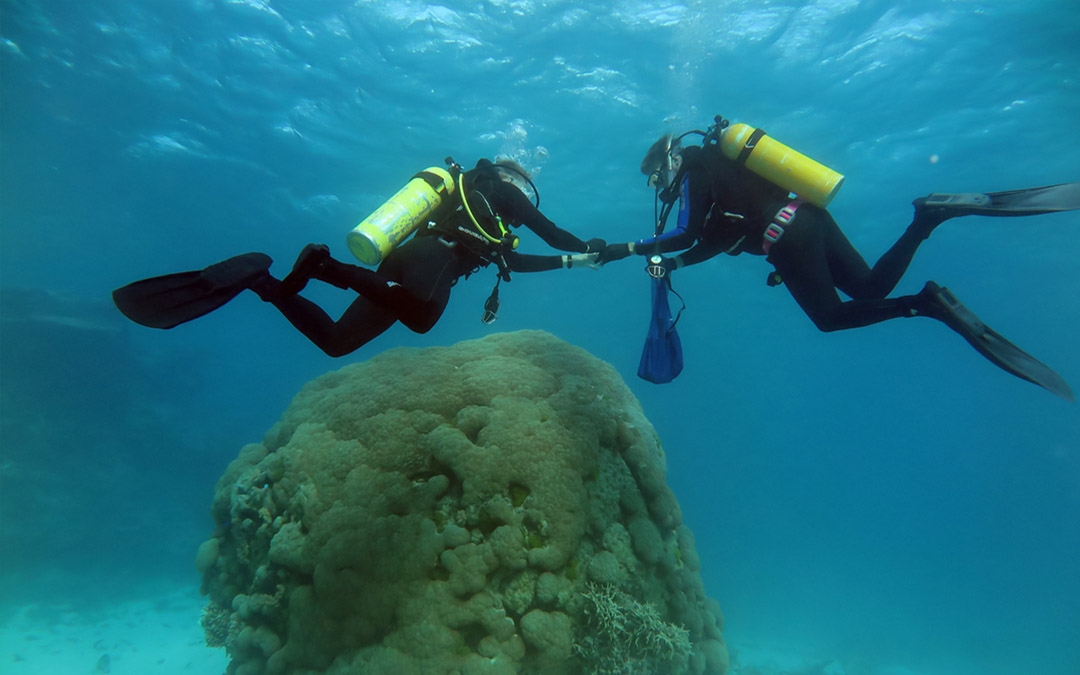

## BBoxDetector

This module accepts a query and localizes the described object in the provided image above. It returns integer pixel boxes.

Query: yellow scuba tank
[346,167,455,265]
[719,122,844,208]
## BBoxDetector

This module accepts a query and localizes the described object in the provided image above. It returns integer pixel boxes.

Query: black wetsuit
[636,144,934,331]
[255,161,596,356]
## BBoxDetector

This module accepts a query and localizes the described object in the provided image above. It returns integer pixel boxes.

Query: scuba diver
[598,115,1080,399]
[113,158,604,356]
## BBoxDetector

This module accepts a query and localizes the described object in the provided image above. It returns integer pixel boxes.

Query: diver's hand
[597,242,633,265]
[563,253,601,270]
[584,238,607,254]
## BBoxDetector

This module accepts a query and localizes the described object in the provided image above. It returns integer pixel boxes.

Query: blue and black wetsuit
[634,144,937,331]
[253,160,599,356]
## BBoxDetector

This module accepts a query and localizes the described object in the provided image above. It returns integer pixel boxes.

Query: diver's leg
[278,294,397,357]
[819,209,929,300]
[398,284,451,334]
[782,267,921,331]
[870,182,1080,278]
[859,223,931,298]
[250,274,397,356]
[274,239,460,336]
[314,252,454,334]
[811,209,872,297]
[771,216,921,331]
[276,244,406,307]
[280,244,331,295]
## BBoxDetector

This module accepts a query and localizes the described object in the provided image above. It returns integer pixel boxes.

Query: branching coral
[575,581,692,674]
[200,602,234,649]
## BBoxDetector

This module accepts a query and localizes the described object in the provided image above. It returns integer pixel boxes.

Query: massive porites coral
[197,330,728,675]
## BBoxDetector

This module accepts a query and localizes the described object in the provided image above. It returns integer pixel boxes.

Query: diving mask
[646,147,682,191]
[642,134,678,189]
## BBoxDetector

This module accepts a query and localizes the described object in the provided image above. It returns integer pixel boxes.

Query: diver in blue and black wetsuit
[597,121,1080,399]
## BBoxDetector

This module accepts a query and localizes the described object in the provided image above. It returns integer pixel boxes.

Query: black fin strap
[735,127,767,166]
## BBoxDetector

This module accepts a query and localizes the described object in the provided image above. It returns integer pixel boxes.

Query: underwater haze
[2,0,1079,673]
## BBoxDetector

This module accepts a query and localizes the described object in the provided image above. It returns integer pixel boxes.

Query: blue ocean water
[1,0,1078,673]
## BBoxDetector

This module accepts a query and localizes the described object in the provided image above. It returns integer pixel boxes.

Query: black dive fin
[112,252,272,329]
[923,282,1073,401]
[914,182,1080,218]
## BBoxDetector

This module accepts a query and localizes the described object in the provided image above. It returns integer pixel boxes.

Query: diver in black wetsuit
[113,159,604,357]
[596,127,1079,399]
[253,159,605,356]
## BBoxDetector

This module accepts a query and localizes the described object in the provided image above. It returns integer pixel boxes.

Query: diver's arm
[505,251,599,273]
[671,238,726,267]
[598,172,707,263]
[495,183,603,253]
[631,172,706,254]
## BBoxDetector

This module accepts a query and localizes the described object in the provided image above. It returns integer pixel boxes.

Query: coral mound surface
[198,330,728,675]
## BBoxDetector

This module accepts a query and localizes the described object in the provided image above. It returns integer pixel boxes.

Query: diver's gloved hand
[597,242,633,265]
[584,238,607,254]
[563,253,601,270]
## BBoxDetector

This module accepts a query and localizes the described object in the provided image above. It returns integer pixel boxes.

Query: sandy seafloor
[0,586,930,675]
[0,586,227,674]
